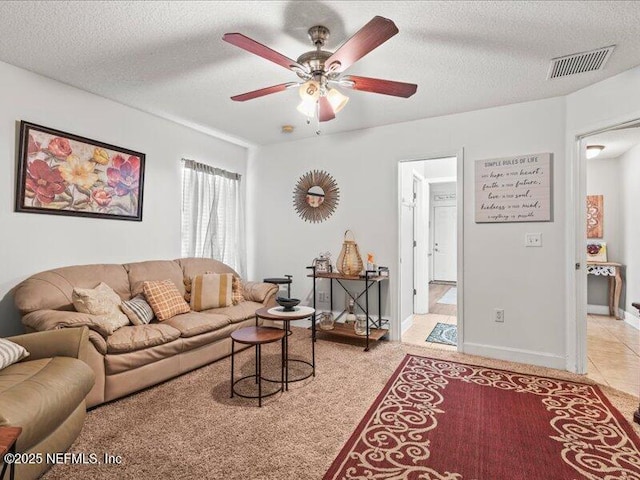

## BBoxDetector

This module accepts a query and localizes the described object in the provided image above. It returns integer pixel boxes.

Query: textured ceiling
[586,127,640,160]
[0,1,640,145]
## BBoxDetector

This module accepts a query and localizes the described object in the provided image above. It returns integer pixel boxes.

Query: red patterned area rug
[324,354,640,480]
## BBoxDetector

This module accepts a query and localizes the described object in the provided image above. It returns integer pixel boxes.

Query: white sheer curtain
[181,159,246,278]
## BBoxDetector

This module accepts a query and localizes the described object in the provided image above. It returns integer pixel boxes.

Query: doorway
[575,121,640,396]
[399,156,461,351]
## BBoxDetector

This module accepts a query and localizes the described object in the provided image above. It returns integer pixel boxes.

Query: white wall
[249,96,567,369]
[620,143,640,319]
[586,156,622,306]
[0,61,247,336]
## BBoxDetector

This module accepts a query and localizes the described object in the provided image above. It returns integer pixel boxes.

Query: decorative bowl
[276,297,300,312]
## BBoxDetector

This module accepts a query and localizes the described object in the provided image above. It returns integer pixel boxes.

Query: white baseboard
[587,304,626,318]
[587,304,611,315]
[462,342,566,370]
[623,310,640,330]
[401,315,414,334]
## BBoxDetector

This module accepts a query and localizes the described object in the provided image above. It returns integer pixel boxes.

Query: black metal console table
[307,265,389,351]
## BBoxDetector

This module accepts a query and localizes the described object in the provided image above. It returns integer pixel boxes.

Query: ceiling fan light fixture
[586,145,605,159]
[327,88,349,114]
[297,98,317,118]
[299,80,320,101]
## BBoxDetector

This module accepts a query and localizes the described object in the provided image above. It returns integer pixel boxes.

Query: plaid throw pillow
[143,280,190,321]
[0,338,29,371]
[190,273,234,311]
[232,276,245,305]
[121,294,155,325]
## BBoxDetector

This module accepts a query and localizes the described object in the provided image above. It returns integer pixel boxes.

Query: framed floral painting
[15,121,145,221]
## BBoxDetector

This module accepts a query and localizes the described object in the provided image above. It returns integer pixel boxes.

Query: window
[181,159,246,278]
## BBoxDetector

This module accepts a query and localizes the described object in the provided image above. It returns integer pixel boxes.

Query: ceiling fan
[222,16,417,125]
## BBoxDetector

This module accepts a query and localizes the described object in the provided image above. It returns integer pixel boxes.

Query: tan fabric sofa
[2,327,94,480]
[13,258,278,408]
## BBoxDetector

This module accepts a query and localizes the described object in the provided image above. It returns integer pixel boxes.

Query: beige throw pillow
[72,282,129,333]
[190,273,234,311]
[0,338,29,370]
[143,280,190,321]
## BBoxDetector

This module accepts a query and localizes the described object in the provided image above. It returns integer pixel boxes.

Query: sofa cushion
[143,280,190,321]
[106,324,181,354]
[105,340,183,375]
[175,257,238,279]
[243,282,279,303]
[125,260,186,297]
[208,300,264,324]
[0,357,94,451]
[22,310,127,338]
[13,264,130,314]
[163,312,230,338]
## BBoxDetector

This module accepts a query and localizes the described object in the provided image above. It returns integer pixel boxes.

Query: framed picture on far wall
[15,121,145,221]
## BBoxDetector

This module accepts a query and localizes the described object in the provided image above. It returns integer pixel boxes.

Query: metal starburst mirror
[293,170,339,223]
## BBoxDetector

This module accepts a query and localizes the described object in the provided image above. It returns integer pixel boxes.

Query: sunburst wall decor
[293,170,339,223]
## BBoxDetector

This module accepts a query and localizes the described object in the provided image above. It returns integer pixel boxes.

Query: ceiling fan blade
[325,16,399,73]
[223,33,305,72]
[318,97,336,122]
[231,82,297,102]
[342,75,417,98]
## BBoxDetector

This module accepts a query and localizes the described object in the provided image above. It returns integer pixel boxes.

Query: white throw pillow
[0,338,29,370]
[72,282,130,332]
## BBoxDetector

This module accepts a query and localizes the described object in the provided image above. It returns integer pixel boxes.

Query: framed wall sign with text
[475,153,552,223]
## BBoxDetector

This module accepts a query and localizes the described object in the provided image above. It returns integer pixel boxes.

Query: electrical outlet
[318,292,328,303]
[494,308,505,323]
[525,233,542,247]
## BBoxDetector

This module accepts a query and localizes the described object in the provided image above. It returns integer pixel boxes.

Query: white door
[433,205,457,282]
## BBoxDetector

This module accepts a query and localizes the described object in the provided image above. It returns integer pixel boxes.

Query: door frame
[397,149,465,351]
[412,172,429,314]
[568,117,640,373]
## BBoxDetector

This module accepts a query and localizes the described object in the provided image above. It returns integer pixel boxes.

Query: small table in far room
[255,306,315,390]
[586,262,624,319]
[0,426,21,480]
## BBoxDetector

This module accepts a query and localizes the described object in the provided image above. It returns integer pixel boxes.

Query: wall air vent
[547,45,615,80]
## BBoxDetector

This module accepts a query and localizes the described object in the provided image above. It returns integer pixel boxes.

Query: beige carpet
[44,328,640,480]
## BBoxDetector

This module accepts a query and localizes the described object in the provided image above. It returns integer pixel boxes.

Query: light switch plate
[525,233,542,247]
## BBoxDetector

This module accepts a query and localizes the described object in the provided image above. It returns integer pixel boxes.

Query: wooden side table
[0,426,21,480]
[586,262,624,319]
[230,326,286,407]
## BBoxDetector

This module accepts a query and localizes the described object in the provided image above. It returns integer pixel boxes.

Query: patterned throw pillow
[72,282,130,332]
[0,338,29,371]
[143,280,190,321]
[232,276,245,305]
[190,273,234,311]
[121,295,155,325]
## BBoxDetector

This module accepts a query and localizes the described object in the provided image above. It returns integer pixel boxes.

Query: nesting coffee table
[255,306,315,390]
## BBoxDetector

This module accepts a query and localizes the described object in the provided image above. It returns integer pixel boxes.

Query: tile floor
[587,314,639,397]
[402,301,639,398]
[402,283,457,351]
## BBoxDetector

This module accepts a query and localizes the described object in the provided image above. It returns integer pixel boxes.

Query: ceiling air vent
[547,45,615,80]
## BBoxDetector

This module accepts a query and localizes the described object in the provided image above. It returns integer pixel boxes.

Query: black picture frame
[15,121,145,221]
